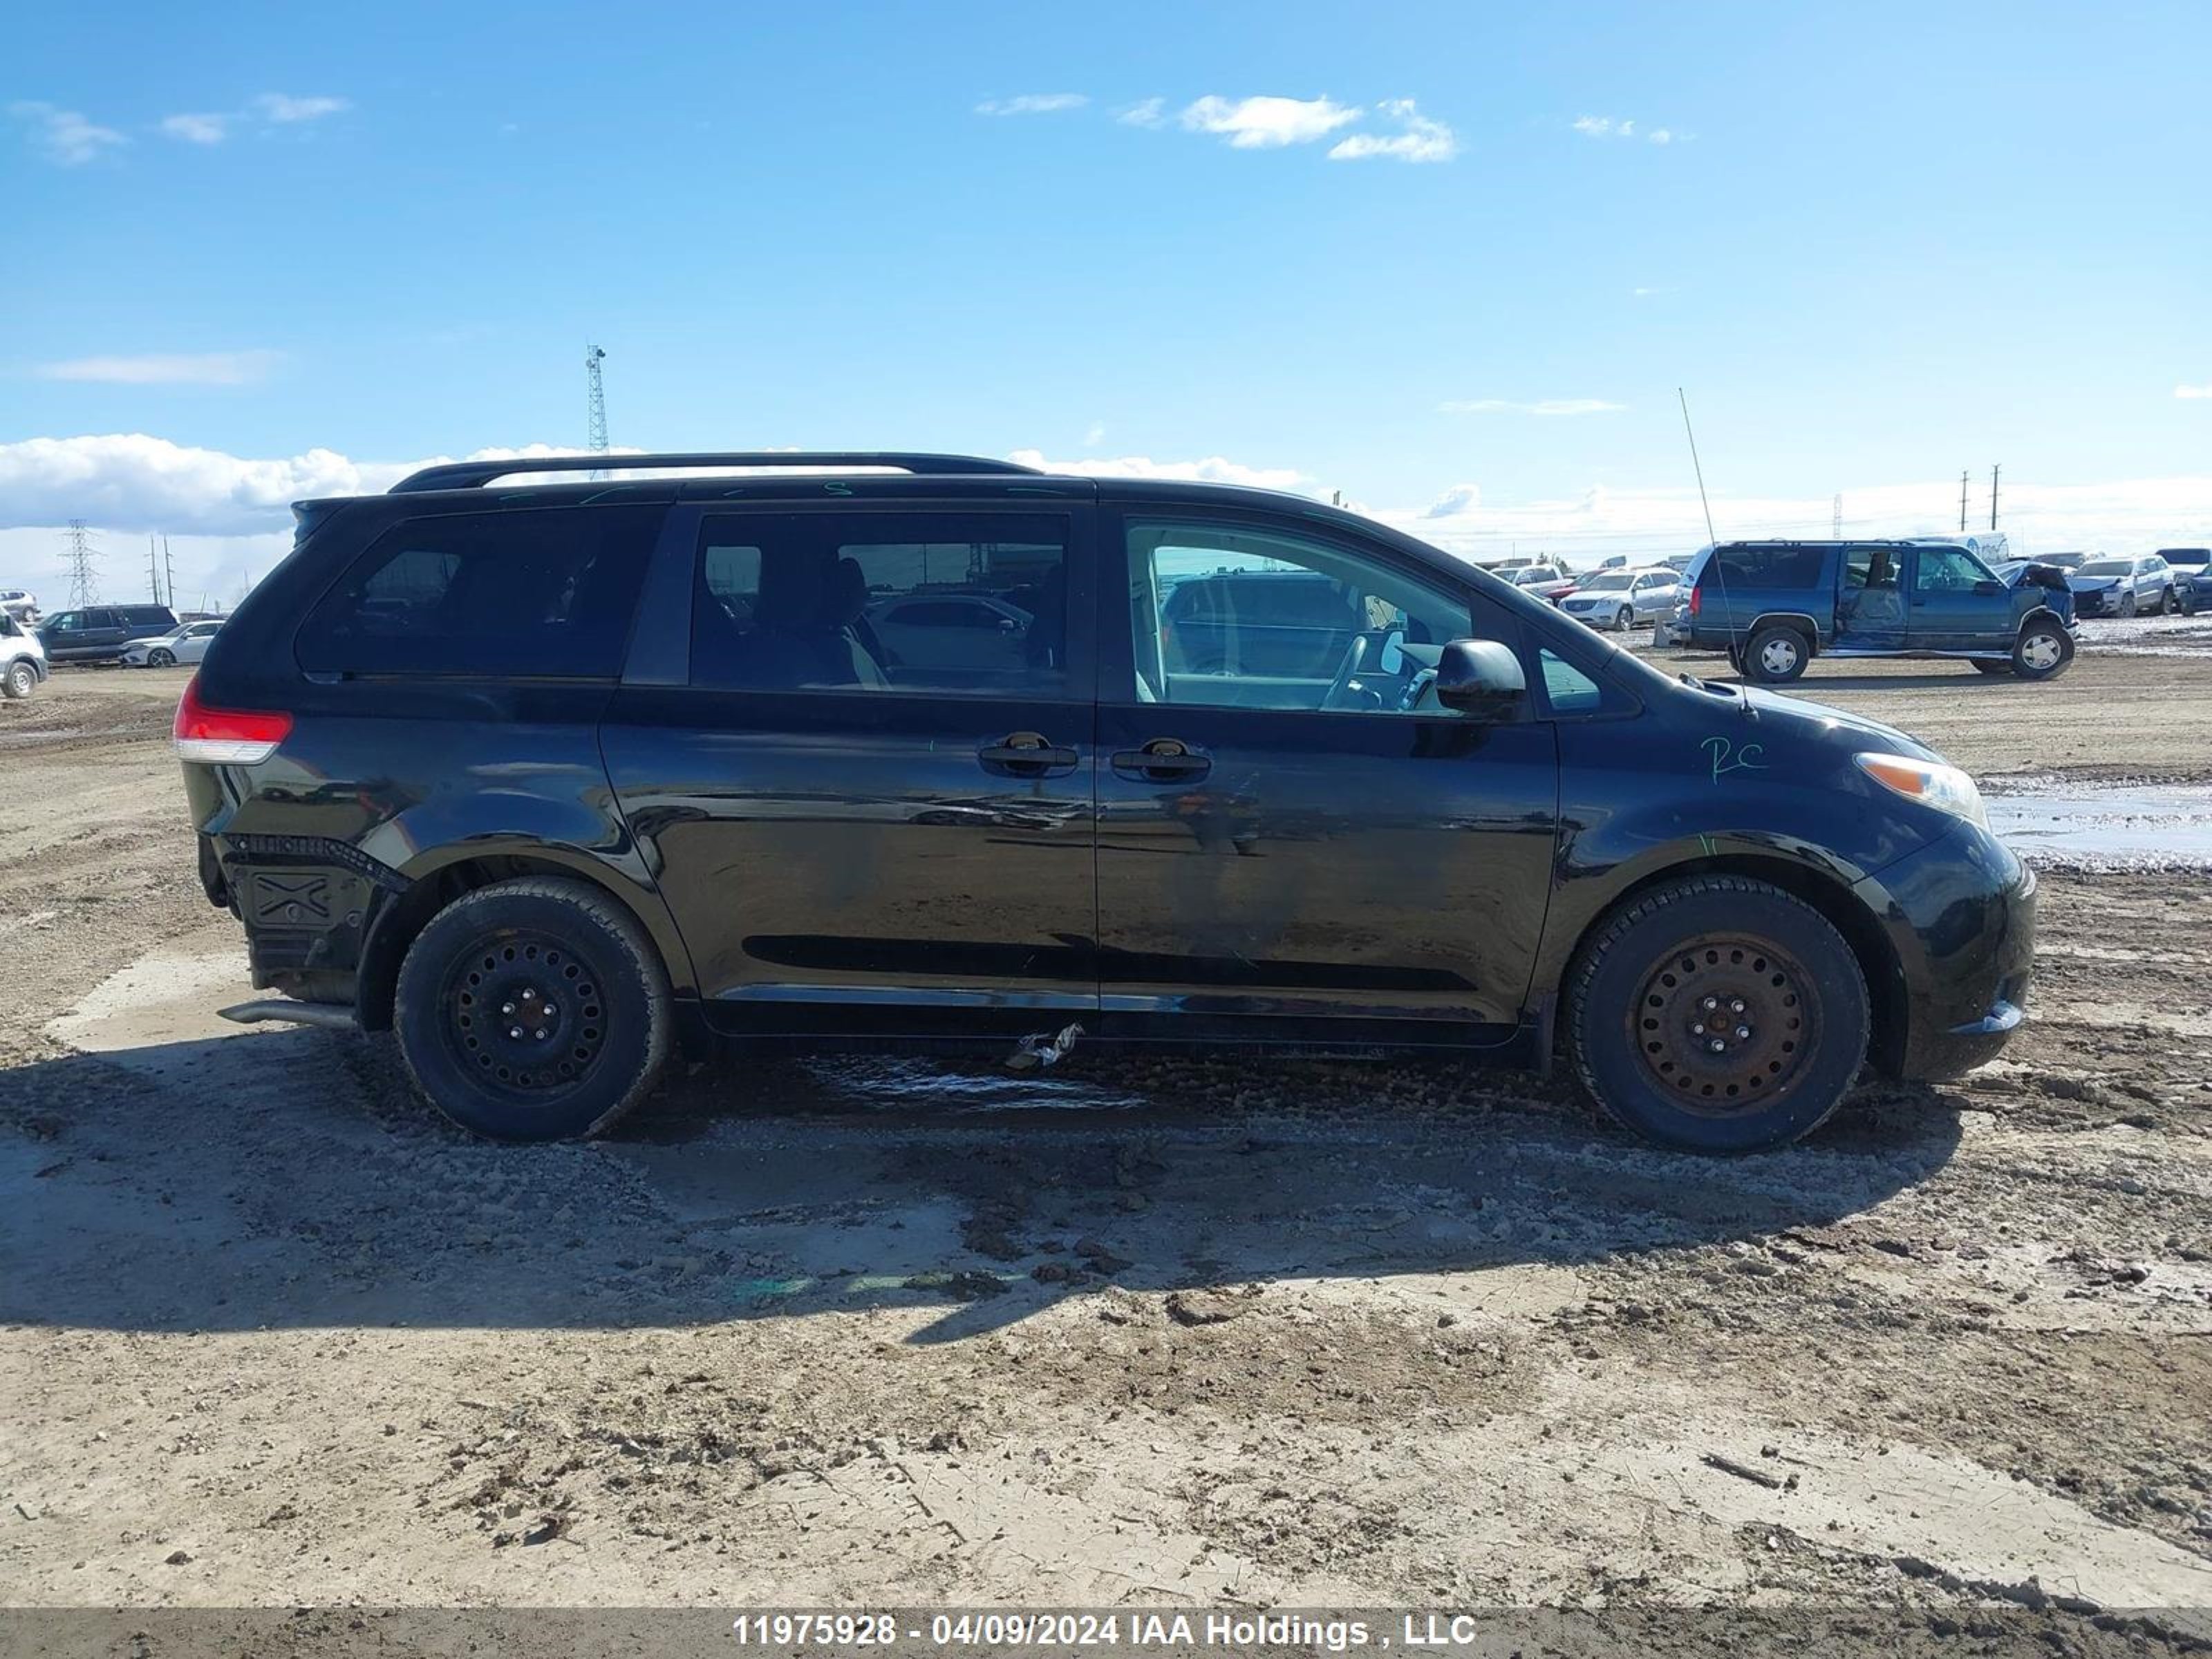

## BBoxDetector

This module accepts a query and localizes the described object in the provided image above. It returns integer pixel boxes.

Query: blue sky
[5,0,2210,598]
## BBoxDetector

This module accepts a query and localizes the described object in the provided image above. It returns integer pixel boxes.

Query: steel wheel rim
[438,930,607,1101]
[1629,933,1818,1116]
[2021,632,2061,671]
[1759,637,1799,675]
[6,664,28,693]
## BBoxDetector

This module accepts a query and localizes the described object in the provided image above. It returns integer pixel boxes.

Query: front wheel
[2158,586,2175,616]
[2,659,35,700]
[1743,624,1810,683]
[1614,606,1633,631]
[2012,620,2073,680]
[1566,876,1869,1152]
[2119,591,2137,618]
[147,648,176,668]
[393,877,671,1141]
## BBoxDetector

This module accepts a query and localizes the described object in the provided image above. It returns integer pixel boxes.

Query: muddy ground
[3,642,2211,1642]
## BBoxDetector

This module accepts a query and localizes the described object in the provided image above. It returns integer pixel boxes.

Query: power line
[64,521,100,607]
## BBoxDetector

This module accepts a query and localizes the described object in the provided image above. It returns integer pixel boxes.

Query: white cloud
[1441,397,1627,417]
[1180,94,1360,149]
[10,101,127,165]
[2177,384,2212,400]
[35,351,284,386]
[1573,115,1680,144]
[1631,285,1673,297]
[159,112,232,144]
[1116,97,1168,129]
[1082,422,1107,447]
[1329,98,1458,164]
[1423,485,1481,519]
[974,93,1088,116]
[253,93,348,124]
[1006,449,1307,491]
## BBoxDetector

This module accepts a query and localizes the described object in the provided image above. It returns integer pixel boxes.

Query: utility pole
[1832,494,1843,539]
[147,535,165,605]
[1959,471,1969,533]
[1989,463,2000,531]
[164,536,177,614]
[64,521,100,608]
[585,344,610,480]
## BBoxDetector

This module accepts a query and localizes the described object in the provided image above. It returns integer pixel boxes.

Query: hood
[120,635,175,650]
[2008,562,2072,593]
[1735,684,1940,762]
[2065,572,2121,590]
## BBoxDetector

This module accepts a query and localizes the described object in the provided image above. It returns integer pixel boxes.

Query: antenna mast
[585,344,610,480]
[65,521,100,608]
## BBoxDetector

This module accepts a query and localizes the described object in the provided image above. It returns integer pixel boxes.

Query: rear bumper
[1856,825,2036,1080]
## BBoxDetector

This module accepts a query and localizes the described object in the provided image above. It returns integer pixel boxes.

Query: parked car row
[26,606,225,668]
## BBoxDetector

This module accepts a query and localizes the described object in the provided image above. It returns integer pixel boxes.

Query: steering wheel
[1320,633,1370,711]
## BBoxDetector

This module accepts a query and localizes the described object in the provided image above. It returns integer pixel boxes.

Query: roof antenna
[1678,388,1752,714]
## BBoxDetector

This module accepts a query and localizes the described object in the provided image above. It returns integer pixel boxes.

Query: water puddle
[1985,782,2212,870]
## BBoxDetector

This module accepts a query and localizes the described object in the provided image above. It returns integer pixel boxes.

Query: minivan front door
[601,502,1100,1038]
[1094,512,1559,1042]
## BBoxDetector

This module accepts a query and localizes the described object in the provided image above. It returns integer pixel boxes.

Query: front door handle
[1111,738,1212,783]
[978,731,1079,778]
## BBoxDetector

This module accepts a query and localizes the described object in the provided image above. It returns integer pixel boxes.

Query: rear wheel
[2158,586,2175,616]
[1743,624,1810,683]
[1567,877,1869,1153]
[2012,619,2072,680]
[2,659,35,700]
[393,877,670,1141]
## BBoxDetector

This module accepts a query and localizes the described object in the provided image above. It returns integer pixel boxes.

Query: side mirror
[1973,579,2003,596]
[1434,638,1526,719]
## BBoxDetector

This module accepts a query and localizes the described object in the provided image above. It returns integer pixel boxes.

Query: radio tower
[65,520,100,607]
[585,344,610,480]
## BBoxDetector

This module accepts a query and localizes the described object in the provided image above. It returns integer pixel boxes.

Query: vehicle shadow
[0,1027,1967,1344]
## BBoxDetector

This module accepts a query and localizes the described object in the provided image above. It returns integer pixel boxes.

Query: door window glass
[1537,649,1605,715]
[1708,545,1826,589]
[1914,547,1988,592]
[1126,520,1480,715]
[691,512,1069,697]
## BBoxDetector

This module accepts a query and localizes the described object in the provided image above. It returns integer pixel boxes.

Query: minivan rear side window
[296,505,660,677]
[1707,545,1826,590]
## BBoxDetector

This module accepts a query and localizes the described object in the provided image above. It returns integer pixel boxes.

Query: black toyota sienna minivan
[177,452,2034,1152]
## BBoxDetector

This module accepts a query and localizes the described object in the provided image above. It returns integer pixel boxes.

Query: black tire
[1,659,33,700]
[2012,619,2072,680]
[147,648,176,668]
[2181,588,2199,617]
[2119,591,2137,618]
[1970,659,2014,676]
[393,877,670,1141]
[2158,586,2175,616]
[1567,877,1870,1153]
[1743,624,1810,683]
[1614,606,1633,632]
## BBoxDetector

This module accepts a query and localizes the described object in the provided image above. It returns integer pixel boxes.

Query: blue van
[1665,537,2077,684]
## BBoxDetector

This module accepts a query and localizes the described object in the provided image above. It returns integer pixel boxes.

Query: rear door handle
[978,732,1079,778]
[1111,739,1212,783]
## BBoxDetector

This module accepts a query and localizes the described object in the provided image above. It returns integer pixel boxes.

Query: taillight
[1687,584,1702,616]
[174,674,292,765]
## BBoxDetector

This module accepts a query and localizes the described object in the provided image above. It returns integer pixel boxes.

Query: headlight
[1855,753,1987,825]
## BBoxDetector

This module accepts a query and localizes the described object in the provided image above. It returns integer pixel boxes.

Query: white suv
[2,610,48,700]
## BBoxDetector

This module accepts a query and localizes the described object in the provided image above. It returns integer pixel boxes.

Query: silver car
[2066,554,2175,619]
[119,619,225,667]
[1559,568,1679,632]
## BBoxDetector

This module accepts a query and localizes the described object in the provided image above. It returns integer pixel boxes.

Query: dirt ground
[3,644,2211,1641]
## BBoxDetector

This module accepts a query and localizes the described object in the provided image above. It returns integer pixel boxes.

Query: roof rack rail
[388,451,1042,494]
